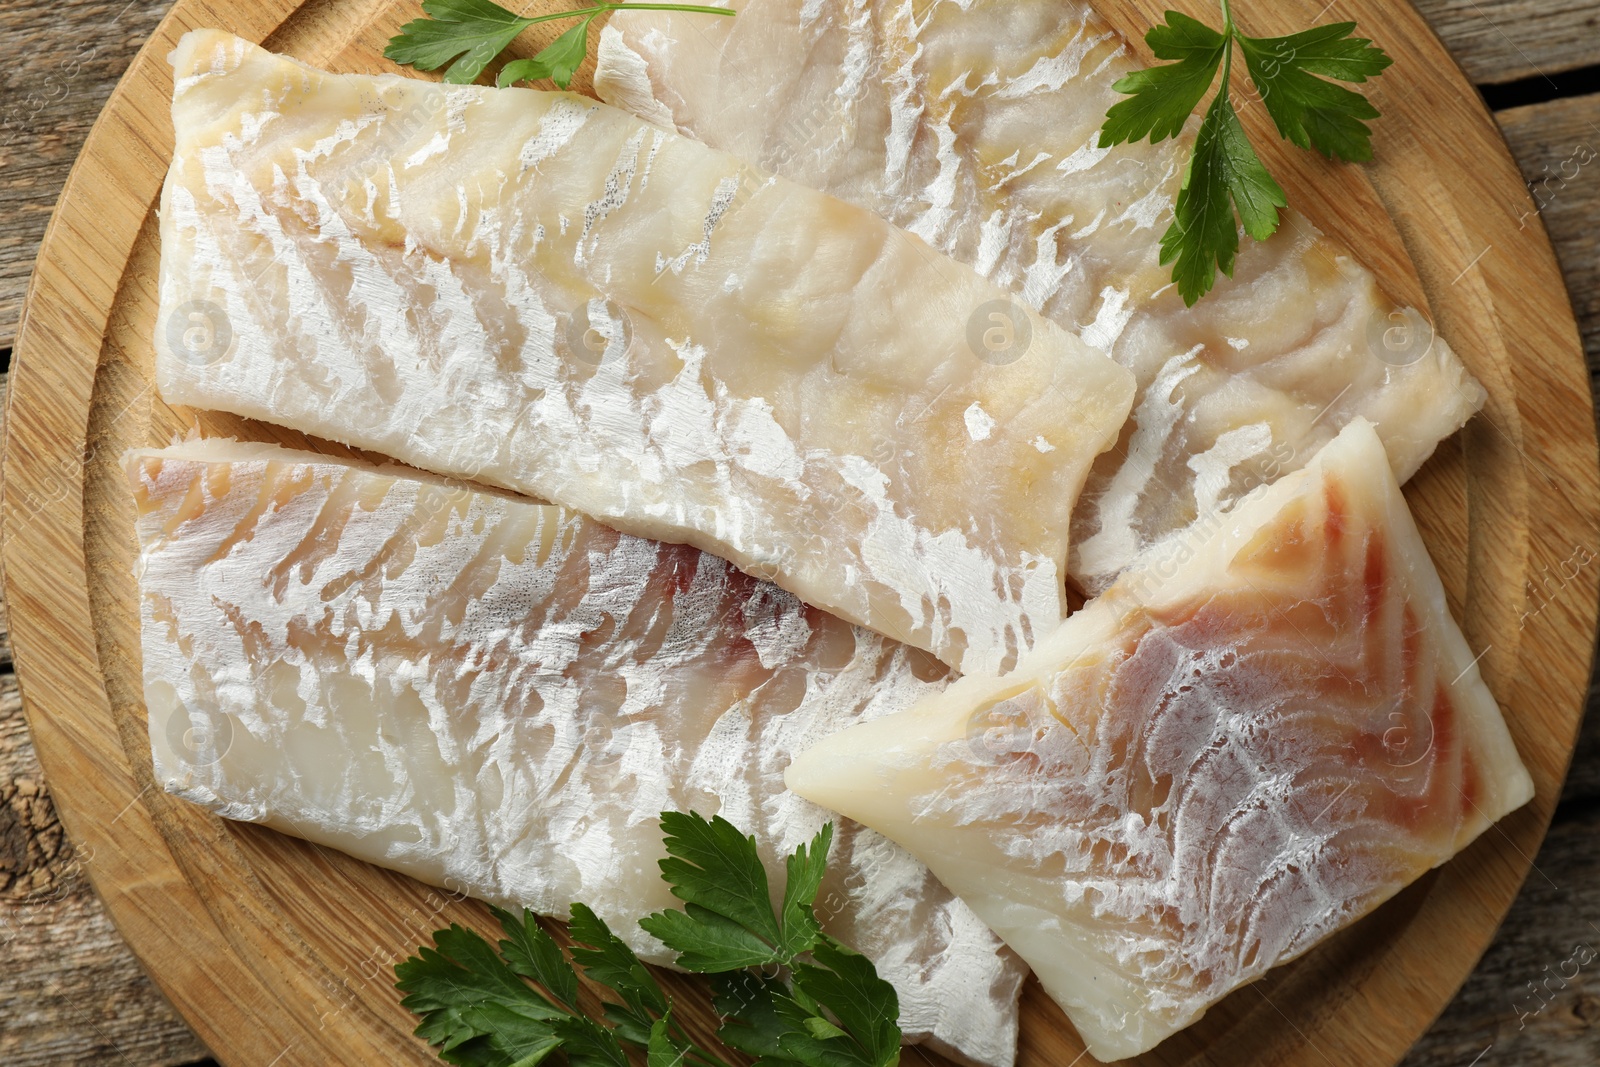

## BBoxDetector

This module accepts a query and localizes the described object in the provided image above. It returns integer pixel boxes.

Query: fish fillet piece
[157,29,1136,676]
[127,438,1027,1067]
[786,418,1533,1060]
[595,0,1486,591]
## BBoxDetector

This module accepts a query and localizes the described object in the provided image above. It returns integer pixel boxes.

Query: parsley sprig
[397,811,901,1067]
[385,0,735,90]
[1099,1,1392,305]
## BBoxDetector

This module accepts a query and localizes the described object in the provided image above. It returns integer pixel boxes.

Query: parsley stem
[669,1018,736,1067]
[605,2,736,11]
[662,1012,736,1067]
[513,2,736,26]
[1219,26,1233,98]
[1217,0,1235,100]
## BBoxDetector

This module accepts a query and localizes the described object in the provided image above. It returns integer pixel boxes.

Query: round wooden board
[2,1,1597,1064]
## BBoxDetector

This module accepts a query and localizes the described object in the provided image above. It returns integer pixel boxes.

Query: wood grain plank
[0,0,173,352]
[2,1,435,1060]
[0,669,208,1066]
[1491,93,1600,806]
[1351,87,1600,1067]
[0,367,207,1067]
[1402,800,1600,1067]
[0,0,1593,353]
[1498,95,1600,391]
[23,3,1593,1065]
[1562,661,1600,806]
[1411,0,1600,86]
[0,2,1587,1067]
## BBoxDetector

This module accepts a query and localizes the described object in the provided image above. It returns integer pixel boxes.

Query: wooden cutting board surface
[2,1,1596,1064]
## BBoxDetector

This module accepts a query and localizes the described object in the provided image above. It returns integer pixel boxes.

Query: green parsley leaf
[778,821,831,951]
[1101,13,1226,146]
[567,902,670,1045]
[1098,2,1390,304]
[642,814,898,1066]
[386,1,737,89]
[445,1004,564,1067]
[710,971,794,1060]
[548,1016,630,1067]
[642,811,829,970]
[1161,87,1286,303]
[646,1010,689,1067]
[491,905,580,1012]
[790,939,901,1067]
[497,16,595,90]
[641,902,787,972]
[395,923,568,1066]
[401,814,899,1067]
[385,0,536,85]
[804,1016,850,1041]
[1235,23,1392,162]
[711,962,899,1067]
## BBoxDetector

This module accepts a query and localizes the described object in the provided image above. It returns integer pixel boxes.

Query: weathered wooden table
[0,1,1596,1064]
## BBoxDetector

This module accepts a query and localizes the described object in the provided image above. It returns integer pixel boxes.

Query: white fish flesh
[126,438,1027,1067]
[156,29,1136,675]
[785,418,1533,1060]
[595,0,1487,590]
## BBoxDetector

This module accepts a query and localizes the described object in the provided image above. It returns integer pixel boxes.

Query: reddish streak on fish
[1324,480,1348,554]
[1112,467,1477,847]
[1440,680,1479,815]
[1363,527,1387,626]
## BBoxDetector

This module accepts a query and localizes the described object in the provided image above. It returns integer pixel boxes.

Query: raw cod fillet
[126,439,1028,1067]
[156,29,1137,676]
[785,418,1534,1060]
[595,0,1487,591]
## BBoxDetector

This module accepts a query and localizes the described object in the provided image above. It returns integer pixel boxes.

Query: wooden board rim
[2,1,1597,1064]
